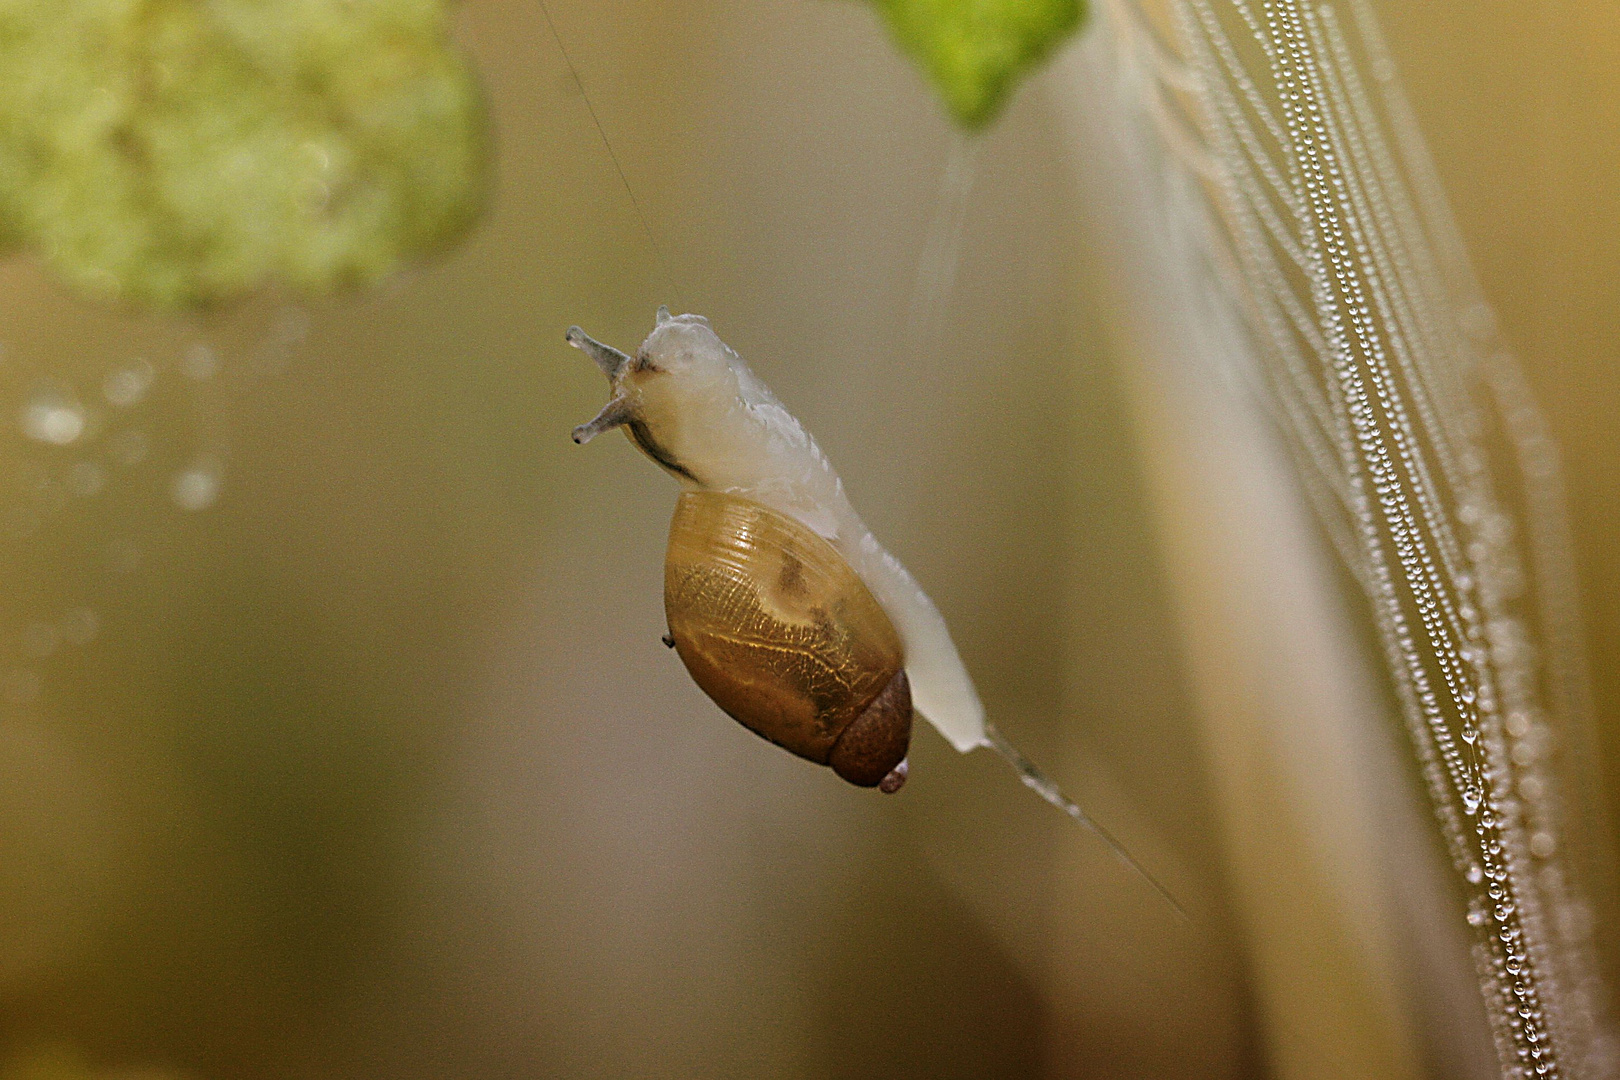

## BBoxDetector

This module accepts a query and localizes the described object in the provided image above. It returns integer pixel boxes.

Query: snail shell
[664,490,912,788]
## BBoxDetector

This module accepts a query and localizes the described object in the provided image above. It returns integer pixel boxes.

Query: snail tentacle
[572,395,635,444]
[566,326,633,378]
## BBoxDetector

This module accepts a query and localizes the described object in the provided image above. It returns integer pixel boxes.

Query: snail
[564,307,1188,916]
[566,306,987,792]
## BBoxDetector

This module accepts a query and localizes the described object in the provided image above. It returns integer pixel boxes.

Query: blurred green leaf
[871,0,1086,129]
[0,0,488,309]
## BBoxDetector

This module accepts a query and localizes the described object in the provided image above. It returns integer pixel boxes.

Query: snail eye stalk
[565,326,632,379]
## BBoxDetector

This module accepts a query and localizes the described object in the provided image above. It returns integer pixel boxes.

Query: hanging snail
[564,306,1186,915]
[565,306,987,793]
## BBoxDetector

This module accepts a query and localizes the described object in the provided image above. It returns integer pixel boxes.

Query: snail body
[567,308,986,789]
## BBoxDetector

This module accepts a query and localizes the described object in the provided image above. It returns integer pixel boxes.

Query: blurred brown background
[0,1,1613,1078]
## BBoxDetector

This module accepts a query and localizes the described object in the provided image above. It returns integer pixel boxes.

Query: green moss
[0,0,488,308]
[871,0,1087,129]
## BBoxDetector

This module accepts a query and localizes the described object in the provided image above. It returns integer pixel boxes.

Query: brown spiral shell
[663,491,912,788]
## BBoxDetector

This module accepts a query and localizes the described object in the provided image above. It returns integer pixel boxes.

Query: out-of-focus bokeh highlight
[0,1,1613,1077]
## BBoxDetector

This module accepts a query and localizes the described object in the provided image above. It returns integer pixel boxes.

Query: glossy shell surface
[664,490,911,781]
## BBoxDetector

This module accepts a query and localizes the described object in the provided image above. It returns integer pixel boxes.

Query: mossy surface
[872,0,1087,129]
[0,0,487,308]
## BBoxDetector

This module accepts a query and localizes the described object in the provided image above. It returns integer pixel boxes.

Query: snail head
[566,307,745,485]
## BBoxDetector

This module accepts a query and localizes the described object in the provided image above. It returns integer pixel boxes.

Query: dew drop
[172,461,222,511]
[1530,833,1556,859]
[1467,863,1484,884]
[103,360,154,407]
[21,390,86,445]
